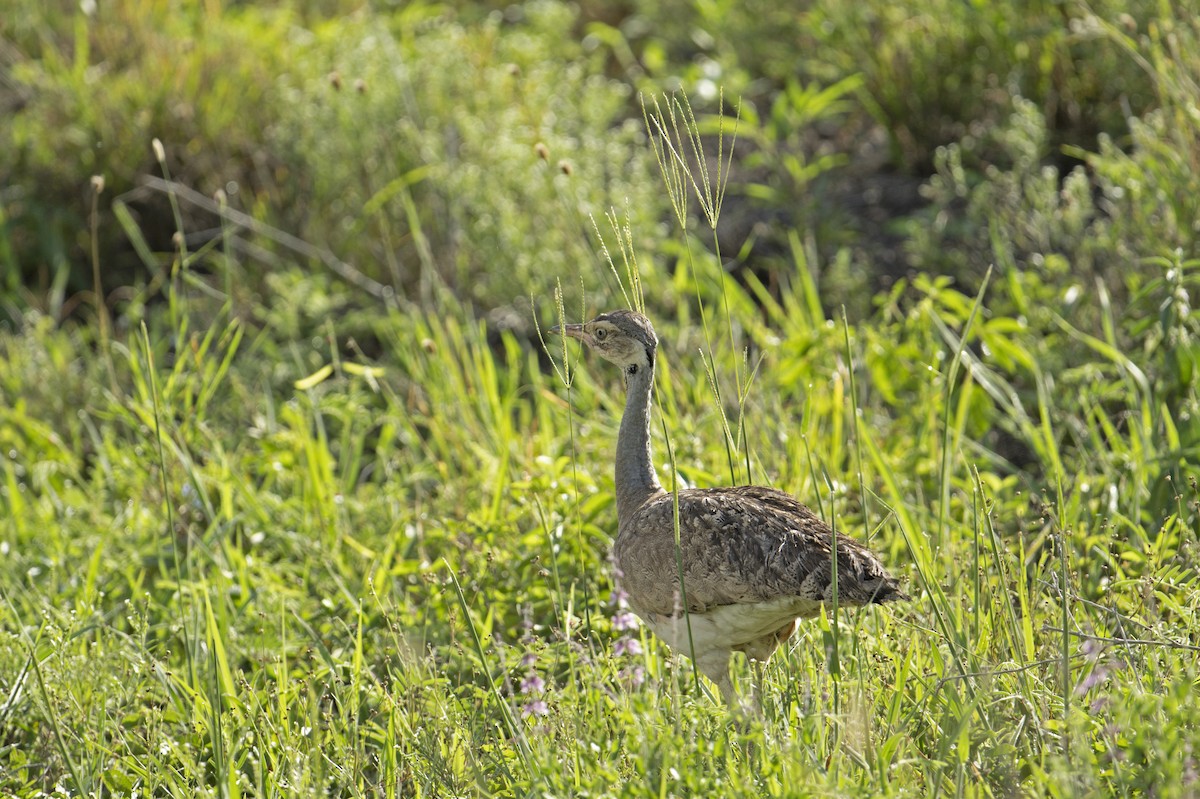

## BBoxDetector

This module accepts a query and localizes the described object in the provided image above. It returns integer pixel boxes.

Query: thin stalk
[89,176,111,366]
[141,322,196,689]
[937,265,992,552]
[827,474,841,733]
[536,288,594,643]
[643,91,742,484]
[660,416,709,702]
[1055,466,1071,762]
[444,561,532,774]
[841,308,870,542]
[217,187,234,310]
[28,640,87,795]
[151,140,189,332]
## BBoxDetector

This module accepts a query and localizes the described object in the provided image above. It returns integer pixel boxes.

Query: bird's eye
[595,328,607,341]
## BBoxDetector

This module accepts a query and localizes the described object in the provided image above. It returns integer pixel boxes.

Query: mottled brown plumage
[618,486,907,615]
[552,309,908,703]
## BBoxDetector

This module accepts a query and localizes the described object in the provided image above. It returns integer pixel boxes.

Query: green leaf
[343,362,386,378]
[294,364,334,390]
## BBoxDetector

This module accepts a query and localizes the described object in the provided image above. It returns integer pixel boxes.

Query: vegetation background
[1,0,1198,795]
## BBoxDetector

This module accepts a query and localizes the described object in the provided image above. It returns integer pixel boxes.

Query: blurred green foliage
[3,0,1193,322]
[1,0,662,313]
[2,1,294,298]
[271,1,663,308]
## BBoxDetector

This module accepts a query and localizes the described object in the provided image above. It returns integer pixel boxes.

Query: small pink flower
[1075,664,1109,696]
[520,674,545,696]
[612,611,639,631]
[610,586,629,607]
[613,637,642,657]
[620,665,646,689]
[521,700,549,718]
[519,652,538,669]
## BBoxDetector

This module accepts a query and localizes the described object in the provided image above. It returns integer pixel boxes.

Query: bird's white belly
[640,596,822,655]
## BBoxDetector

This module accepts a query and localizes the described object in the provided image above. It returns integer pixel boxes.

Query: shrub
[269,1,665,311]
[0,0,665,322]
[1,1,294,301]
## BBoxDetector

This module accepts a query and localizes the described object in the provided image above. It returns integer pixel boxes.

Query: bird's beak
[550,322,587,342]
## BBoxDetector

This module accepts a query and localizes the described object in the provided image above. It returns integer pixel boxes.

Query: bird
[551,309,908,704]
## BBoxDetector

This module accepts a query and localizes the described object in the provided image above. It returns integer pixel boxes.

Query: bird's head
[551,310,657,376]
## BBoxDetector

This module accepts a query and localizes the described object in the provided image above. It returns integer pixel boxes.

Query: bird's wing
[615,486,906,617]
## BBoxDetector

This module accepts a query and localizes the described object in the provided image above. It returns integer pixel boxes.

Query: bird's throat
[615,362,661,524]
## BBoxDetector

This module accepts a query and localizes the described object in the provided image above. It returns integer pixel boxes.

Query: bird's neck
[615,360,661,524]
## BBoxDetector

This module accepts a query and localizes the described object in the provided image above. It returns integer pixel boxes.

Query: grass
[3,1,1200,796]
[3,170,1199,797]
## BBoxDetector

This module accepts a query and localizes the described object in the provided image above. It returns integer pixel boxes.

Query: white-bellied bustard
[552,309,908,704]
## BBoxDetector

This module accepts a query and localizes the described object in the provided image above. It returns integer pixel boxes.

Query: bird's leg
[749,660,763,704]
[717,674,738,706]
[697,649,764,719]
[696,649,734,704]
